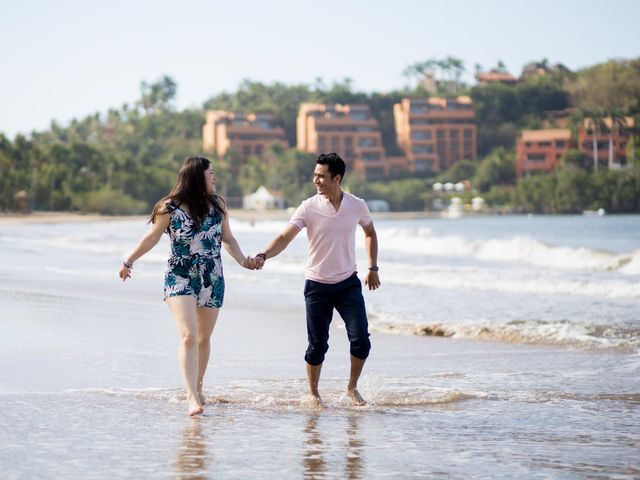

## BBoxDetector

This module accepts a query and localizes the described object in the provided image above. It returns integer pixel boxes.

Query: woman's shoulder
[161,198,180,213]
[208,195,226,216]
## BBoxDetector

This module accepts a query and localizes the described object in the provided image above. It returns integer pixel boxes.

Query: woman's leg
[167,296,203,416]
[195,307,220,404]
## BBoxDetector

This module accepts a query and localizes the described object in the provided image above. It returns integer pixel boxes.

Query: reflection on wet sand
[303,413,364,480]
[345,414,363,480]
[303,413,326,479]
[173,419,209,480]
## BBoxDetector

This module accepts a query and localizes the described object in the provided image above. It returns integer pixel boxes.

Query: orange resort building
[393,96,477,174]
[202,111,288,163]
[516,129,572,176]
[578,117,635,169]
[296,103,406,179]
[517,117,636,176]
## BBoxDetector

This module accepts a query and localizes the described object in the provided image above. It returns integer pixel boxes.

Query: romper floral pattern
[164,202,225,308]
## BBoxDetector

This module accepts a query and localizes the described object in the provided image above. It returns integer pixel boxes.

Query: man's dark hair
[316,152,346,182]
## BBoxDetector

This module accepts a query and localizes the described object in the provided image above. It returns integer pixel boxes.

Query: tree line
[1,59,639,214]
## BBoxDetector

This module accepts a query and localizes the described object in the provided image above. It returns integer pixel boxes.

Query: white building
[242,186,286,210]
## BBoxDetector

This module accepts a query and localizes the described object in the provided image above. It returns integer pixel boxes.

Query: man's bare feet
[187,394,204,416]
[305,393,325,409]
[347,388,367,406]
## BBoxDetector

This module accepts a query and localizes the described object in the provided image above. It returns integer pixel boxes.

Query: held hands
[241,255,265,270]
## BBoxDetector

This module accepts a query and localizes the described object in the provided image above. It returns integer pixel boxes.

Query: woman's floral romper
[163,202,225,308]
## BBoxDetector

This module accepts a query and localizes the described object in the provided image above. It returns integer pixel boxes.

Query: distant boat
[583,208,606,216]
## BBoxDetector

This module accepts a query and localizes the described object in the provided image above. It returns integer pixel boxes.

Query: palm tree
[585,111,606,173]
[402,58,440,91]
[445,56,466,94]
[402,62,425,87]
[609,112,628,168]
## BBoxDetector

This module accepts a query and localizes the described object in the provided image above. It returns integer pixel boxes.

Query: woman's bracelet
[122,259,133,269]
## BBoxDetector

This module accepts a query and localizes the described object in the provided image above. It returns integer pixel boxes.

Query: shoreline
[0,209,443,225]
[2,209,636,226]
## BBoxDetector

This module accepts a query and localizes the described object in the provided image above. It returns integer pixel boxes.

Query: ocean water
[0,213,639,478]
[228,214,640,351]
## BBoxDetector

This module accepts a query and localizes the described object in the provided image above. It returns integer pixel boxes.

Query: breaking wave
[370,316,640,351]
[379,228,640,274]
[376,262,640,299]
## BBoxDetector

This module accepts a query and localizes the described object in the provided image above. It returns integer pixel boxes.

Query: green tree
[516,174,557,213]
[473,148,516,192]
[438,159,477,183]
[140,75,177,115]
[238,155,268,195]
[566,59,640,113]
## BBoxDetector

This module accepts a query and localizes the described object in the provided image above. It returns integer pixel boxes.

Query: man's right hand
[254,254,266,270]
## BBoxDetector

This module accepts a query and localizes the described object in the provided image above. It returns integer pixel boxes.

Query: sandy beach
[0,208,440,226]
[3,286,638,478]
[0,211,148,225]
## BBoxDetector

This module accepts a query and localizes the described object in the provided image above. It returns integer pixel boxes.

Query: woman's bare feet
[187,394,204,416]
[347,388,366,406]
[198,392,207,406]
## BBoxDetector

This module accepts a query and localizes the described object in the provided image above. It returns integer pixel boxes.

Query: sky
[1,0,639,138]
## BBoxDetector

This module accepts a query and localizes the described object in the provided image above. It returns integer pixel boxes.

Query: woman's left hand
[241,256,256,270]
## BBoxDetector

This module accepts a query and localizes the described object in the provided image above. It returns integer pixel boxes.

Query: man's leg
[346,356,367,406]
[306,362,323,400]
[304,280,334,406]
[335,275,371,406]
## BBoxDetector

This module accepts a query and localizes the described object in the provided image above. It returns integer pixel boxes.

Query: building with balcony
[516,129,572,176]
[297,103,400,179]
[394,96,477,174]
[578,117,635,169]
[202,111,288,163]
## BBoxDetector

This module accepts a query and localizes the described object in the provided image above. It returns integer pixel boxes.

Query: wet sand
[2,290,638,478]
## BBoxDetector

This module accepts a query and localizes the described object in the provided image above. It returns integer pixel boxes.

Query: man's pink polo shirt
[289,192,372,284]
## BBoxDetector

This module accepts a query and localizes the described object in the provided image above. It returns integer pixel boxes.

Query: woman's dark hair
[150,156,226,228]
[317,152,346,182]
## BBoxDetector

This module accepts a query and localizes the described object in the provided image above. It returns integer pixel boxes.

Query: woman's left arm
[221,214,252,268]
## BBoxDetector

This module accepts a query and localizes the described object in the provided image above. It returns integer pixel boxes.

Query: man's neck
[324,189,343,208]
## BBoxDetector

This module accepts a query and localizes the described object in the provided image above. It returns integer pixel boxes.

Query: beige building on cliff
[202,111,288,162]
[296,103,407,179]
[394,96,477,174]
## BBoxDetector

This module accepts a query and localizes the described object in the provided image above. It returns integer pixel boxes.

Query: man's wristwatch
[256,253,267,261]
[368,266,379,271]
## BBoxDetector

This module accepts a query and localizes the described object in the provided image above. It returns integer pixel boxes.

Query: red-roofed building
[475,71,518,86]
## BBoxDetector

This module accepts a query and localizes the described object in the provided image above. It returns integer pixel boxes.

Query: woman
[119,156,257,416]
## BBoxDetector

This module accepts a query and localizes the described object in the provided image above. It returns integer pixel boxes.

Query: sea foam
[378,228,636,273]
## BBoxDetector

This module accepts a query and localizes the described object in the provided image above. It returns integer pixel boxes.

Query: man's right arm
[259,224,301,262]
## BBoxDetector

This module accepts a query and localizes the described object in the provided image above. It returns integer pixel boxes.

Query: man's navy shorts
[303,272,371,366]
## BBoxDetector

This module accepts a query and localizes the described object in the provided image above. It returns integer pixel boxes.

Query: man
[255,152,380,407]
